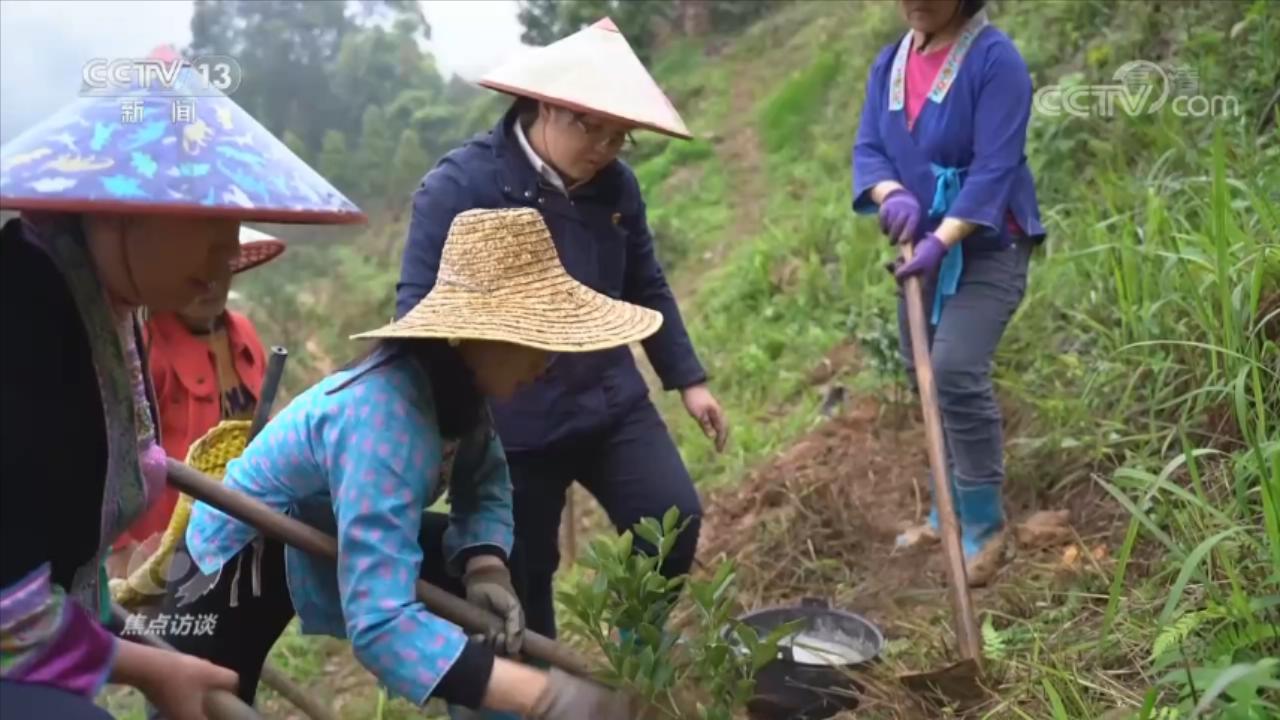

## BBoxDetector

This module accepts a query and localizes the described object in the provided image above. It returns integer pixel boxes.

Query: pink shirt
[905,40,1023,236]
[904,42,952,130]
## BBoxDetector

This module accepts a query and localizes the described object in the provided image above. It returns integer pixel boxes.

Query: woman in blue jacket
[397,19,729,646]
[159,208,668,718]
[852,0,1045,586]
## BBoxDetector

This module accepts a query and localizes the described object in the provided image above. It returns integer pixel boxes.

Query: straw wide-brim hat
[352,208,663,352]
[478,18,691,140]
[231,225,285,274]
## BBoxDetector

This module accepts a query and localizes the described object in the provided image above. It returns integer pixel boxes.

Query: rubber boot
[896,474,959,549]
[955,482,1007,587]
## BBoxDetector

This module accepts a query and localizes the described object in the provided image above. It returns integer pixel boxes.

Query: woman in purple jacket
[852,0,1046,585]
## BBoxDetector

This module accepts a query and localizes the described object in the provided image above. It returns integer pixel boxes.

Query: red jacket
[113,310,267,549]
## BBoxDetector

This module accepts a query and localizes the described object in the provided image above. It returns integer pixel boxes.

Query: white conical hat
[479,18,692,140]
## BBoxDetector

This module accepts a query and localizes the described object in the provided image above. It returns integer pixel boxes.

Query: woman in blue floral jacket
[159,208,668,719]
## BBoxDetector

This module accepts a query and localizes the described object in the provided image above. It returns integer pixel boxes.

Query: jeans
[897,240,1032,492]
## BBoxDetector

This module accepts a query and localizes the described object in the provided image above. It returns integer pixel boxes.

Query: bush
[557,508,800,719]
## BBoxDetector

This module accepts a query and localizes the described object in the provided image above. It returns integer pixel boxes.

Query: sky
[0,0,528,144]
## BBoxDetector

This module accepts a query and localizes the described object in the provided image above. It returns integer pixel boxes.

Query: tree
[317,130,354,195]
[516,0,566,46]
[330,24,443,125]
[357,106,395,204]
[189,0,425,148]
[515,0,781,55]
[516,0,676,64]
[352,0,431,43]
[388,128,429,232]
[706,0,783,34]
[282,129,310,166]
[676,0,711,37]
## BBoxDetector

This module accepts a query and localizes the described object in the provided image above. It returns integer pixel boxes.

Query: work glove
[463,560,525,656]
[894,232,949,281]
[878,188,921,245]
[529,669,647,720]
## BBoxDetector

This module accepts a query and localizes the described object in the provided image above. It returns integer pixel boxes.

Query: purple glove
[878,188,921,245]
[894,233,949,281]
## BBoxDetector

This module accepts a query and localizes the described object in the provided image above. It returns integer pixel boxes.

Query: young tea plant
[556,507,801,719]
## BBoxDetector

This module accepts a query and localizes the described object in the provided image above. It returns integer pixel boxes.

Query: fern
[983,615,1009,662]
[1152,607,1228,660]
[1206,622,1280,662]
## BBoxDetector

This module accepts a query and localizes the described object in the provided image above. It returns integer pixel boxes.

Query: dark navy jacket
[396,107,707,453]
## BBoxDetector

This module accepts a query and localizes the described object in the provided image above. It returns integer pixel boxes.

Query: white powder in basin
[784,630,876,666]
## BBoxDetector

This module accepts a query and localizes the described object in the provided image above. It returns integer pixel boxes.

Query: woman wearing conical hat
[157,207,671,718]
[106,226,287,581]
[0,49,363,719]
[396,17,727,654]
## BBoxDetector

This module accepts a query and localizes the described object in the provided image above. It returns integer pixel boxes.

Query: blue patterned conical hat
[0,47,364,224]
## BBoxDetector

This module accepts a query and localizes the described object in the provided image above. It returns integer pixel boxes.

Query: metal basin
[733,598,884,720]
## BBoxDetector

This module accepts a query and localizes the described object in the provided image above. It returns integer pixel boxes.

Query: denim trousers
[897,240,1033,491]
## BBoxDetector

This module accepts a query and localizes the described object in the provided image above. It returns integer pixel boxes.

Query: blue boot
[899,475,959,548]
[928,472,961,532]
[954,483,1005,559]
[926,504,942,533]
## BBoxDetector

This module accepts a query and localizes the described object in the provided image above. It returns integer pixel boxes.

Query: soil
[167,338,1127,720]
[684,346,1130,718]
[698,382,1125,614]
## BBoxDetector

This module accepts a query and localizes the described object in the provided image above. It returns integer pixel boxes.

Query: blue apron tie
[928,163,965,326]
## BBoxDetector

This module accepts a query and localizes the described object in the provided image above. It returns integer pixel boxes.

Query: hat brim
[231,239,285,274]
[350,277,664,353]
[0,196,366,225]
[478,81,693,141]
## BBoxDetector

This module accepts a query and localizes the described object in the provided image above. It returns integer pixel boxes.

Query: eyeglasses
[568,112,636,152]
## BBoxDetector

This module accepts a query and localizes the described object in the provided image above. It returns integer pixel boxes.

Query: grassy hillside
[101,1,1278,717]
[638,0,1277,491]
[625,1,1278,718]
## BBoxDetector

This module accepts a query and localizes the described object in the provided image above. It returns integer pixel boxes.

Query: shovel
[890,239,986,702]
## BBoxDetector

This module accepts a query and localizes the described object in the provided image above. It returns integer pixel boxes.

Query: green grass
[633,140,729,272]
[630,0,1280,717]
[94,1,1278,717]
[757,48,845,157]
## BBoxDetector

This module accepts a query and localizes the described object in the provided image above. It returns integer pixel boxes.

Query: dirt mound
[696,386,1120,646]
[698,395,947,621]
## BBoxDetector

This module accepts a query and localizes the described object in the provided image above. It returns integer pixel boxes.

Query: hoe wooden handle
[897,239,983,666]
